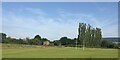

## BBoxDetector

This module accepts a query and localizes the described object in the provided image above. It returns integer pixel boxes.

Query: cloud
[0,3,2,33]
[3,8,78,40]
[102,24,118,37]
[3,8,118,40]
[24,8,47,15]
[97,7,108,12]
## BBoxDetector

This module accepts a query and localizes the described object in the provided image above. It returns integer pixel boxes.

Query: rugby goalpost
[75,23,85,51]
[75,39,85,51]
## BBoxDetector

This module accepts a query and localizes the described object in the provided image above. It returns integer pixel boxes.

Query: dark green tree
[101,40,117,48]
[85,24,91,47]
[78,23,86,47]
[0,33,7,43]
[33,35,41,45]
[53,40,61,46]
[78,23,102,48]
[59,37,72,46]
[95,28,102,47]
[34,35,41,40]
[91,28,95,47]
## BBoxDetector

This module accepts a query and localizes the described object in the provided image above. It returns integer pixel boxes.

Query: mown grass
[2,44,119,58]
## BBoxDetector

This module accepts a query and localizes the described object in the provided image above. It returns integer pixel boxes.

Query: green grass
[2,44,119,58]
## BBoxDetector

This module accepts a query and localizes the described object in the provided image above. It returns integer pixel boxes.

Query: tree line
[0,23,118,48]
[1,33,49,45]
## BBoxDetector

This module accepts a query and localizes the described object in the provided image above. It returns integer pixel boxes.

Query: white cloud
[0,3,2,33]
[24,8,47,15]
[102,24,118,37]
[3,8,118,40]
[97,7,108,12]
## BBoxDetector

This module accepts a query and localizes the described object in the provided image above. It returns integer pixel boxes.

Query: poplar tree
[78,23,102,48]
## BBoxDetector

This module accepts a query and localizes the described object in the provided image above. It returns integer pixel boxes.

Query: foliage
[0,23,118,48]
[0,33,7,43]
[78,23,102,48]
[53,40,61,46]
[34,35,41,40]
[101,40,118,48]
[1,33,49,45]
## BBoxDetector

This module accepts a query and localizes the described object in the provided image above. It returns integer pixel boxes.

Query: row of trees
[0,33,118,48]
[1,33,49,45]
[51,23,118,48]
[78,23,102,48]
[53,36,118,48]
[53,37,76,47]
[0,23,118,48]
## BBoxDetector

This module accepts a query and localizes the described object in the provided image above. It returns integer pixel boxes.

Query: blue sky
[2,2,118,40]
[2,0,120,2]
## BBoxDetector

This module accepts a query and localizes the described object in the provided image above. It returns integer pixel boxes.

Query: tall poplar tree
[78,23,102,48]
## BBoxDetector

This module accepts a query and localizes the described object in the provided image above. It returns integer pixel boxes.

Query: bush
[101,40,117,48]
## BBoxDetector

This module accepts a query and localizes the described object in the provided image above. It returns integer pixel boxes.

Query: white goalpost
[75,39,77,49]
[75,39,85,51]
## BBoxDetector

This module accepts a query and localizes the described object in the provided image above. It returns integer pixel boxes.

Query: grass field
[2,44,119,58]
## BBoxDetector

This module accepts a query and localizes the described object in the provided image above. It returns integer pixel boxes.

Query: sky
[2,2,118,40]
[2,0,120,2]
